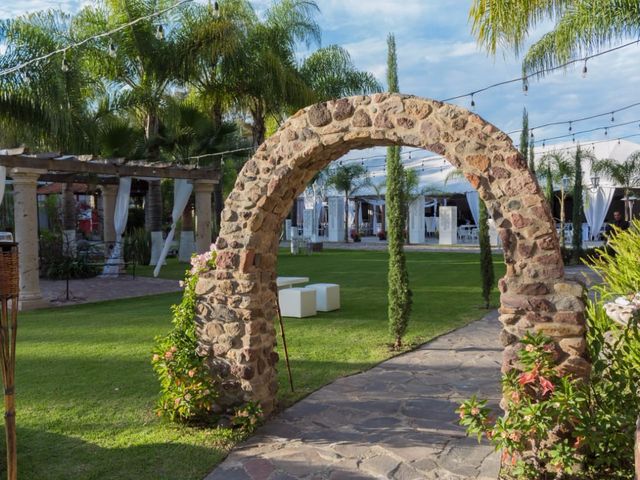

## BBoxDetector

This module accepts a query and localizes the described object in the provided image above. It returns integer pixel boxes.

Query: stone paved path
[206,312,503,480]
[40,276,181,307]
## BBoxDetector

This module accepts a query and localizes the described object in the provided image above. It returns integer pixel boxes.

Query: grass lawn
[13,250,504,479]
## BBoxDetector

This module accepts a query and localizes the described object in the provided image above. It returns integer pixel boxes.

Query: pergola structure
[0,151,221,310]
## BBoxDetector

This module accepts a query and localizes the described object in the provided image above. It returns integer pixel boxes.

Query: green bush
[124,227,151,266]
[38,231,100,279]
[459,221,640,479]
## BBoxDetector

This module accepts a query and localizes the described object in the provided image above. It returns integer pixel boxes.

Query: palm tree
[537,152,576,245]
[592,151,640,220]
[76,0,200,263]
[469,0,640,76]
[0,10,98,152]
[300,44,382,101]
[326,164,369,242]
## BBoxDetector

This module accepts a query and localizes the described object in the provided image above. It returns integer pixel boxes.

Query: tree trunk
[354,200,360,237]
[145,180,163,232]
[559,190,565,247]
[182,198,194,231]
[291,198,298,227]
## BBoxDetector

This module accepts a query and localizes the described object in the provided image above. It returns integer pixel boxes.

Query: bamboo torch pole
[0,242,19,480]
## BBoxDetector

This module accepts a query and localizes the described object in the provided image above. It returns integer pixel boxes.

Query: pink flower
[170,346,177,353]
[164,351,174,360]
[152,354,160,362]
[174,397,181,406]
[510,391,521,403]
[518,365,539,386]
[471,407,480,416]
[525,344,535,352]
[539,376,555,396]
[188,369,196,378]
[509,431,522,442]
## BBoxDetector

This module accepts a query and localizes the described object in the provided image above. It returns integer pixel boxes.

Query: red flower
[539,376,555,396]
[518,365,539,386]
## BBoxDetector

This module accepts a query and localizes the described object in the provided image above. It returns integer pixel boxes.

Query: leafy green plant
[478,200,494,308]
[460,221,640,479]
[124,227,151,266]
[152,248,219,424]
[231,402,264,435]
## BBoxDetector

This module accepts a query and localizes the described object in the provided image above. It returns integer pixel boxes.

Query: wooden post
[0,242,19,480]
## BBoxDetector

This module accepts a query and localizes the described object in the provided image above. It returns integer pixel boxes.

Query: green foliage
[0,184,12,232]
[124,227,151,266]
[460,222,640,479]
[469,0,640,78]
[478,200,494,308]
[571,146,584,261]
[519,107,529,167]
[152,251,219,424]
[38,230,101,279]
[385,33,411,349]
[325,164,369,242]
[231,402,264,434]
[43,194,62,233]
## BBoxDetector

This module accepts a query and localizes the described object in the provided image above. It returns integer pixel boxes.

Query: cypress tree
[519,108,529,164]
[571,145,583,263]
[386,33,412,348]
[479,200,494,308]
[529,142,536,175]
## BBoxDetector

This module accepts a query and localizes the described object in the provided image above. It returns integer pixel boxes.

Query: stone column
[439,206,457,245]
[11,168,48,310]
[194,180,215,254]
[328,197,344,242]
[409,197,425,244]
[100,185,118,255]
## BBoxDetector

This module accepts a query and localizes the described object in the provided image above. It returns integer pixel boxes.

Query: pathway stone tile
[206,312,503,479]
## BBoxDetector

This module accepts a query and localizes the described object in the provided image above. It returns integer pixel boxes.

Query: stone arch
[195,93,588,415]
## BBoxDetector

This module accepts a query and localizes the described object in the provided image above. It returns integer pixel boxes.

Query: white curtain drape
[154,179,193,277]
[584,187,615,240]
[465,191,480,226]
[102,177,132,276]
[348,200,355,229]
[0,166,5,208]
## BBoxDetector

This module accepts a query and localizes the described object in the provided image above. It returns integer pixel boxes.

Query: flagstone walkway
[206,311,503,480]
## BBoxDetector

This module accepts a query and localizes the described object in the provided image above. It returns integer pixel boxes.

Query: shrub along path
[206,311,503,480]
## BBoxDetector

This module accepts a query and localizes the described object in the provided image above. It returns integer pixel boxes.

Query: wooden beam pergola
[0,153,220,182]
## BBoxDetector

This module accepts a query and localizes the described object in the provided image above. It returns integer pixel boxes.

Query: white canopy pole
[154,179,193,277]
[0,166,5,208]
[102,177,132,276]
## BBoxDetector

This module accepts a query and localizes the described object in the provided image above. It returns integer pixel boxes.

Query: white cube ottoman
[306,283,340,312]
[278,287,317,318]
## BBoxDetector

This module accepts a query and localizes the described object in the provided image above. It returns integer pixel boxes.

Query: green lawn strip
[13,250,504,479]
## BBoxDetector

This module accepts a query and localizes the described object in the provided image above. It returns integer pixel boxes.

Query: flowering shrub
[459,333,588,479]
[460,222,640,479]
[152,246,219,423]
[231,402,264,434]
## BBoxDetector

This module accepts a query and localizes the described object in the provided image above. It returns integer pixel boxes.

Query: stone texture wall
[194,93,588,415]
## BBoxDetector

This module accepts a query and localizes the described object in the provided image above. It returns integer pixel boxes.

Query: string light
[440,40,640,104]
[604,127,608,136]
[107,40,117,58]
[522,77,529,94]
[0,0,194,78]
[61,51,69,72]
[155,24,165,40]
[508,100,640,135]
[529,118,640,146]
[470,93,475,108]
[611,112,615,122]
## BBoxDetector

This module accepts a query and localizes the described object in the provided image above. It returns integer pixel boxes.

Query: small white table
[276,276,309,289]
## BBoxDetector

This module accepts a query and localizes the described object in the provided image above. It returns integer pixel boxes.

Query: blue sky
[3,0,640,151]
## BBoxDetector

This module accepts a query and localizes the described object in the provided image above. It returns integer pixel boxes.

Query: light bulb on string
[582,59,588,78]
[61,51,69,72]
[530,130,534,143]
[522,77,528,95]
[155,24,164,40]
[604,127,608,136]
[611,112,615,122]
[572,135,575,143]
[542,140,546,148]
[108,40,117,58]
[470,93,475,108]
[213,1,220,18]
[568,121,572,132]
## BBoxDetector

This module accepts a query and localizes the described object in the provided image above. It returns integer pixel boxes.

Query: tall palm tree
[469,0,640,76]
[326,164,369,242]
[76,0,199,263]
[300,44,382,101]
[592,151,640,220]
[537,152,576,245]
[0,10,99,152]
